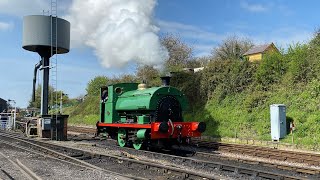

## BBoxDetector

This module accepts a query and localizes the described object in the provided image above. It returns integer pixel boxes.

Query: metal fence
[0,113,15,130]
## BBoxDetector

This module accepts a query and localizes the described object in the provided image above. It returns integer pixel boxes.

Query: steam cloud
[65,0,168,68]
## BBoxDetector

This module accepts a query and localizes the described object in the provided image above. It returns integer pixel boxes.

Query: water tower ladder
[50,0,58,112]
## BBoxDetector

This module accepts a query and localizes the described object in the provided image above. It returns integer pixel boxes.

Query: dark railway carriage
[96,77,206,150]
[0,98,7,112]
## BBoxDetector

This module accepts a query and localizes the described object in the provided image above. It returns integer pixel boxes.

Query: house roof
[243,43,275,56]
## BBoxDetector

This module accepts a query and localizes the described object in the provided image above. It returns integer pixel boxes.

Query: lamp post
[8,99,16,129]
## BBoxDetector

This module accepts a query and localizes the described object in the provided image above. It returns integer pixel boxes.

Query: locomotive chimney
[160,76,171,86]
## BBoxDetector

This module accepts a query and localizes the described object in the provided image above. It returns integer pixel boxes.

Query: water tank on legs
[270,104,286,141]
[22,15,70,54]
[22,15,70,116]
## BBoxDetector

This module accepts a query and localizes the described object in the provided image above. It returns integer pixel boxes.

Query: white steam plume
[65,0,168,68]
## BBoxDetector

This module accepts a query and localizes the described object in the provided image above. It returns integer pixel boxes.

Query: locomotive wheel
[133,140,143,150]
[117,128,127,147]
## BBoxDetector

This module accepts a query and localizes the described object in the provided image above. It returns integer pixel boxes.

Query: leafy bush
[67,96,100,125]
[255,52,285,89]
[286,43,314,83]
[86,76,109,96]
[171,71,203,108]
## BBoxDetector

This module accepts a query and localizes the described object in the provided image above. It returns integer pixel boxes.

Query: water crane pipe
[32,61,42,102]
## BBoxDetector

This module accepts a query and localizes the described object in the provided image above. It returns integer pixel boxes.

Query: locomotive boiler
[96,76,206,150]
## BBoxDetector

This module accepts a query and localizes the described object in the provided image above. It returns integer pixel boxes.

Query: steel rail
[0,168,15,180]
[16,159,42,180]
[0,151,41,180]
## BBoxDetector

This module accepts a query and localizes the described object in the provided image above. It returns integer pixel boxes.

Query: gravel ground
[0,143,125,180]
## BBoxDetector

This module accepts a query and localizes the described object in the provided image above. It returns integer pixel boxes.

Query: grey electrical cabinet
[270,104,286,141]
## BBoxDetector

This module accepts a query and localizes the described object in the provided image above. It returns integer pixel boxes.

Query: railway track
[193,150,320,176]
[0,131,132,179]
[0,151,42,180]
[89,138,320,179]
[67,126,317,179]
[0,132,131,180]
[67,126,320,170]
[68,126,96,134]
[192,138,320,167]
[0,131,219,180]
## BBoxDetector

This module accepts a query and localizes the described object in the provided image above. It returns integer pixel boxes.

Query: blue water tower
[270,104,286,141]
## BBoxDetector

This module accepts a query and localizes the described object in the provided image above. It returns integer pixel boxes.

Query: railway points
[0,131,128,180]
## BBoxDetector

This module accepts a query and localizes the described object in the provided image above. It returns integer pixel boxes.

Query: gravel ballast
[0,143,123,180]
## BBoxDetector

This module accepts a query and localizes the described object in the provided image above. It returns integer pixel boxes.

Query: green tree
[109,74,137,84]
[171,71,203,107]
[28,85,69,109]
[309,29,320,47]
[286,43,312,83]
[255,52,285,89]
[161,35,193,72]
[213,36,253,61]
[187,56,211,68]
[86,76,109,96]
[136,65,160,86]
[51,90,70,106]
[200,59,256,100]
[28,84,42,108]
[306,29,320,79]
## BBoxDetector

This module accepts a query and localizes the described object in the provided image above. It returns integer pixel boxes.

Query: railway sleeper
[276,165,294,171]
[219,157,230,161]
[257,172,282,180]
[302,159,320,166]
[257,154,271,158]
[241,150,256,154]
[75,155,92,160]
[239,159,259,165]
[237,168,256,176]
[270,155,286,161]
[261,163,277,168]
[70,153,84,158]
[287,157,305,163]
[214,164,222,171]
[182,172,189,178]
[124,161,133,167]
[221,165,236,172]
[295,168,319,175]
